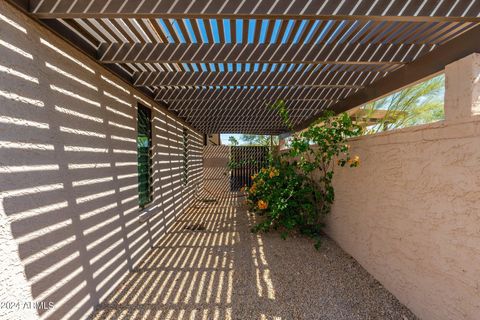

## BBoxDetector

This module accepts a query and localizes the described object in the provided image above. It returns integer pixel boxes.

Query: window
[182,127,189,185]
[137,104,152,207]
[352,74,445,135]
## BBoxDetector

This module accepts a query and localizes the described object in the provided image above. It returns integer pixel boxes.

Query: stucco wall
[0,2,203,319]
[203,145,231,195]
[326,117,480,320]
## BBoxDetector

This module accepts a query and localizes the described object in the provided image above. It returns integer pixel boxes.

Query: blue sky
[157,18,345,74]
[162,18,313,45]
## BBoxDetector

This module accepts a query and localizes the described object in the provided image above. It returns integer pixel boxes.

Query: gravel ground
[91,196,418,320]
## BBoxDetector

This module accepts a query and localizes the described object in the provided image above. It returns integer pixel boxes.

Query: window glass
[352,74,445,135]
[137,104,152,207]
[182,128,189,185]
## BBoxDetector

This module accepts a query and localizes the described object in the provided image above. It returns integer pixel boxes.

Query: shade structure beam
[294,24,480,130]
[175,99,331,133]
[6,0,479,134]
[30,0,480,22]
[99,43,427,64]
[174,99,331,116]
[155,86,358,102]
[135,69,395,87]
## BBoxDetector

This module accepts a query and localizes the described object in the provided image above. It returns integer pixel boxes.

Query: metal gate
[230,146,269,191]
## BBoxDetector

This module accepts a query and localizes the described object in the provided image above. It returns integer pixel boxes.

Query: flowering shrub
[245,103,361,248]
[245,163,315,238]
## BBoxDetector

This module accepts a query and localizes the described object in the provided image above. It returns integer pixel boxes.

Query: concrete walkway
[91,195,417,320]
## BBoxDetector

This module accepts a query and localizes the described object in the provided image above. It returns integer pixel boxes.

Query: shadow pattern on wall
[0,3,203,319]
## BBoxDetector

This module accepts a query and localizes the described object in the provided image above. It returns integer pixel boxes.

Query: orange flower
[257,200,268,210]
[269,168,280,178]
[348,155,360,166]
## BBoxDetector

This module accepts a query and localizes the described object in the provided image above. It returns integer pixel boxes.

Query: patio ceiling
[9,0,480,134]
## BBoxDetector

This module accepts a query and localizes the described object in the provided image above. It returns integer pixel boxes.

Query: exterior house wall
[203,146,231,195]
[0,2,203,319]
[326,55,480,320]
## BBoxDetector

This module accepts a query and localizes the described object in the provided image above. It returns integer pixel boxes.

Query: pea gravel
[91,196,418,320]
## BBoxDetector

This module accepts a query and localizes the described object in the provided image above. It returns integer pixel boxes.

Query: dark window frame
[182,127,189,186]
[137,103,153,208]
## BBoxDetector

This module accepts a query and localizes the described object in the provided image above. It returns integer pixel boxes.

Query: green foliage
[246,164,317,233]
[227,135,239,146]
[271,99,293,130]
[245,101,361,247]
[227,158,259,170]
[357,75,444,134]
[240,134,279,146]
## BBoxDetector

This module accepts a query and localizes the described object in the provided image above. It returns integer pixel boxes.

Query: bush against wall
[244,101,361,248]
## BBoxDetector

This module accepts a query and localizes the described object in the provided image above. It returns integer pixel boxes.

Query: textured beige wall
[444,53,480,121]
[0,2,203,319]
[327,96,480,318]
[203,145,231,195]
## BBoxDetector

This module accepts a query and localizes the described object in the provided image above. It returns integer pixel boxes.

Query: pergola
[2,2,480,320]
[9,0,480,134]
